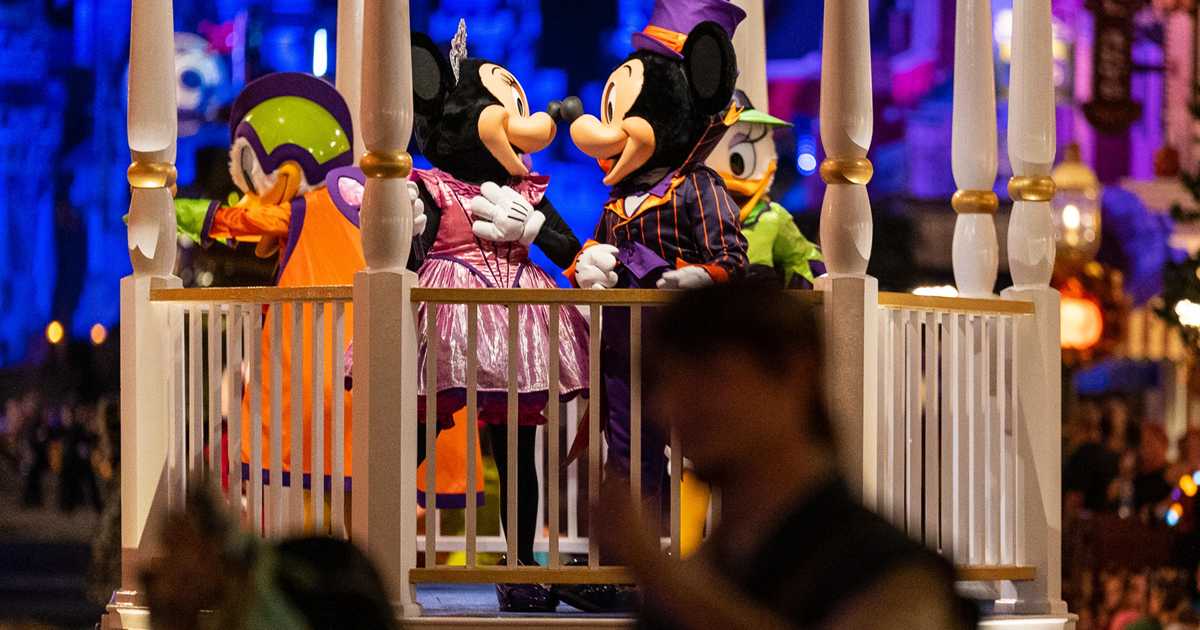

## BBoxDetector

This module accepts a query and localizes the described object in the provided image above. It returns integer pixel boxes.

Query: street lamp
[1051,143,1103,274]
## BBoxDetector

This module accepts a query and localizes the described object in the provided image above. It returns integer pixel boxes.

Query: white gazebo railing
[108,0,1072,628]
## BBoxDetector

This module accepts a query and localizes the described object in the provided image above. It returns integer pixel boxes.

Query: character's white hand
[408,181,427,236]
[574,244,620,289]
[469,182,544,244]
[656,266,714,289]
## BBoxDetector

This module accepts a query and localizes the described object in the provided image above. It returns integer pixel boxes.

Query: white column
[951,0,999,298]
[814,0,878,500]
[126,0,178,278]
[1006,0,1057,290]
[731,0,768,110]
[350,0,421,618]
[817,0,874,277]
[997,0,1068,621]
[109,1,179,627]
[336,0,365,163]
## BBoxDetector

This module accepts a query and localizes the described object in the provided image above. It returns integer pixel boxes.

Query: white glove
[574,244,620,289]
[408,180,427,236]
[656,266,715,289]
[469,182,545,244]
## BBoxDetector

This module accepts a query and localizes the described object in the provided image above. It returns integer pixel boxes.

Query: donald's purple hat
[632,0,746,59]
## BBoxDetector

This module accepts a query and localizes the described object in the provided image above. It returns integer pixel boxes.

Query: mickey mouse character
[566,0,747,507]
[406,21,589,613]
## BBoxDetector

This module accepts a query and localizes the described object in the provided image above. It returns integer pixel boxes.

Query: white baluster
[351,0,421,616]
[336,0,365,163]
[359,0,415,272]
[818,0,873,277]
[126,0,177,277]
[999,0,1068,621]
[951,0,999,298]
[1006,0,1057,289]
[730,0,768,110]
[111,1,178,624]
[814,0,879,501]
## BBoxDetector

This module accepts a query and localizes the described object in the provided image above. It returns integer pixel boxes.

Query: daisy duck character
[706,89,821,287]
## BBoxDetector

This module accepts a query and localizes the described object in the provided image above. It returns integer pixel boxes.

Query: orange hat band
[640,25,688,54]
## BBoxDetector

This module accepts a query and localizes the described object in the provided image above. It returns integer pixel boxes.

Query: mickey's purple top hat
[632,0,746,59]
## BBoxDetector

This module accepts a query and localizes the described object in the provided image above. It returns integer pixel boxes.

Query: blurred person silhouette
[1134,424,1171,516]
[58,400,101,512]
[19,392,49,507]
[1065,398,1119,516]
[141,487,398,630]
[595,284,976,630]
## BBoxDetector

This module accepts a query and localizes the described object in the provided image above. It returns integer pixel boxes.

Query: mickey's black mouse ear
[411,32,454,122]
[682,21,738,118]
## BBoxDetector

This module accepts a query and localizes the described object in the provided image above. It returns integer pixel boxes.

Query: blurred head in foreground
[142,488,397,630]
[647,284,834,485]
[628,284,975,630]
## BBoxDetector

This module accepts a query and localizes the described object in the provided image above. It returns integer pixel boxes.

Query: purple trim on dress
[235,123,353,189]
[241,463,353,491]
[417,489,487,509]
[325,166,365,227]
[511,261,529,288]
[275,194,308,285]
[229,72,354,147]
[427,253,496,288]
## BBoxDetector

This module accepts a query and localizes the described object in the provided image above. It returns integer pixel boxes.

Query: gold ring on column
[127,161,178,189]
[361,150,413,179]
[1007,176,1056,202]
[951,189,999,215]
[819,158,874,185]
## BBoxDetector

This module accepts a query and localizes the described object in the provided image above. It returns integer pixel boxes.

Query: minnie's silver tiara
[449,19,468,84]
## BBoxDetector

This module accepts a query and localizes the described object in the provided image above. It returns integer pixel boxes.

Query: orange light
[1060,295,1103,350]
[45,321,64,345]
[1182,475,1198,498]
[90,323,107,346]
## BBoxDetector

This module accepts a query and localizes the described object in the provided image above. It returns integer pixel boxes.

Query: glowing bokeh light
[913,285,959,298]
[1060,295,1103,350]
[1178,299,1200,328]
[312,28,328,77]
[1167,502,1184,527]
[45,321,64,345]
[90,323,107,346]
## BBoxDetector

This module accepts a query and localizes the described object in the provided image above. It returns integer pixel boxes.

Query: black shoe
[496,582,559,612]
[551,559,638,613]
[552,583,638,613]
[494,558,559,613]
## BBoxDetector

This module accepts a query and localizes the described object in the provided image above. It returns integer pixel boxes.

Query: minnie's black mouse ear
[411,32,454,121]
[682,21,738,118]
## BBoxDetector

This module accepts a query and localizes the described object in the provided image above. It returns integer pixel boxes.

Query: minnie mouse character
[407,21,589,612]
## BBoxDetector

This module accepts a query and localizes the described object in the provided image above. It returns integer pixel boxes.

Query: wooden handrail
[150,286,353,303]
[410,287,825,306]
[408,564,1037,585]
[409,566,636,585]
[957,564,1038,582]
[149,286,1033,317]
[878,292,1035,316]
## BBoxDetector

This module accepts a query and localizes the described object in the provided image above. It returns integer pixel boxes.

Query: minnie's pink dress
[411,168,589,427]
